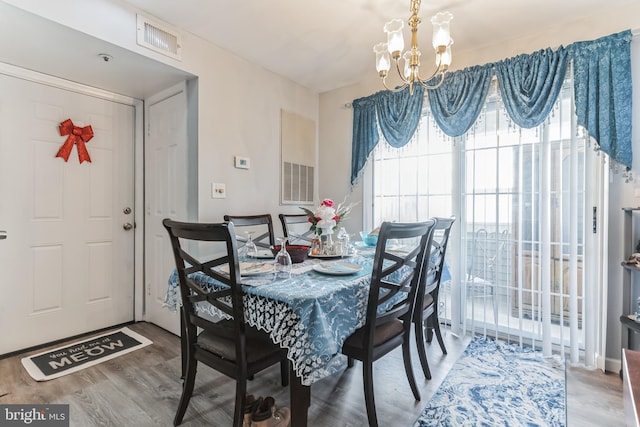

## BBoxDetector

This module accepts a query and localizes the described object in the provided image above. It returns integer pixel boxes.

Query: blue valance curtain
[427,65,493,137]
[573,31,633,169]
[351,30,633,184]
[350,85,424,184]
[495,47,570,129]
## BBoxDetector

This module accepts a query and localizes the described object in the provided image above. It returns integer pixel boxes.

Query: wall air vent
[136,14,182,61]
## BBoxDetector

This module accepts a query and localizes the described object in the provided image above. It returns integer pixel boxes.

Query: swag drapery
[350,30,633,185]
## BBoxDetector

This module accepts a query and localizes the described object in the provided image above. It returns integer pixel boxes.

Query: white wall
[319,2,640,369]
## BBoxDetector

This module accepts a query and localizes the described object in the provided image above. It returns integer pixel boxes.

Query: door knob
[123,207,132,215]
[123,223,134,231]
[0,230,6,240]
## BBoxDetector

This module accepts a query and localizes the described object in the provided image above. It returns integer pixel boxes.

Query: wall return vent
[136,14,182,61]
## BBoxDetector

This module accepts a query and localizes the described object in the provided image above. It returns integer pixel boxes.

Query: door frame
[0,61,145,322]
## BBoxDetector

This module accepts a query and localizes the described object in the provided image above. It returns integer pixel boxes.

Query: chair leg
[425,315,434,343]
[180,313,188,379]
[362,360,378,427]
[492,287,499,324]
[347,356,355,368]
[280,359,289,386]
[233,381,247,427]
[414,317,432,379]
[431,313,447,355]
[402,339,421,401]
[174,358,197,426]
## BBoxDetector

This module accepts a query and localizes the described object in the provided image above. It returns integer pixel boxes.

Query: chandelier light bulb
[374,42,391,73]
[439,42,453,68]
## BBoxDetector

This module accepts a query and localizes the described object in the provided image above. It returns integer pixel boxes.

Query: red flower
[333,214,340,221]
[320,199,334,208]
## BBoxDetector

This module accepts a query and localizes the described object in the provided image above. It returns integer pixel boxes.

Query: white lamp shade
[403,51,412,79]
[431,11,453,49]
[374,42,391,72]
[384,19,404,53]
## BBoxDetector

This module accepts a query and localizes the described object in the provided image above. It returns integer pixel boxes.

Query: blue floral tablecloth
[164,255,376,386]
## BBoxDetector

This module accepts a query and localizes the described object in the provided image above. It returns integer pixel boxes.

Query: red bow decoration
[56,119,94,163]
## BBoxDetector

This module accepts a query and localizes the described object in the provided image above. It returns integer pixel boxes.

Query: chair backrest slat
[224,214,275,249]
[279,213,315,245]
[419,216,456,305]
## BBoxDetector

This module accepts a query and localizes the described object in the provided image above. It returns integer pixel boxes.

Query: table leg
[289,362,310,427]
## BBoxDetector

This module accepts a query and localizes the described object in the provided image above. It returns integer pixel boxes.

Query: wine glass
[274,237,292,280]
[241,231,258,261]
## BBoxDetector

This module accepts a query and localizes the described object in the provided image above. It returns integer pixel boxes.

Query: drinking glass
[274,237,292,280]
[337,227,350,257]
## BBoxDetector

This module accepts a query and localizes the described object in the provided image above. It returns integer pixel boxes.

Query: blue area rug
[413,336,566,427]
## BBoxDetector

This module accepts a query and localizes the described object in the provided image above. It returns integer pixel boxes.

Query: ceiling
[121,0,635,93]
[0,0,634,98]
[0,1,193,100]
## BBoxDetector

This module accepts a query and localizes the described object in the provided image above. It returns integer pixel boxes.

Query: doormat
[21,327,152,381]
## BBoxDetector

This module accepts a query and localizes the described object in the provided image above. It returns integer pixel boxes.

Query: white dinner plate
[312,262,363,275]
[219,262,275,276]
[247,249,275,259]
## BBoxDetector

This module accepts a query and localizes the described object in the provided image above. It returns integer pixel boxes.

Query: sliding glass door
[369,78,603,364]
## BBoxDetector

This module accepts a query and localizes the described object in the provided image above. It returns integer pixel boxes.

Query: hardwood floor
[0,322,624,426]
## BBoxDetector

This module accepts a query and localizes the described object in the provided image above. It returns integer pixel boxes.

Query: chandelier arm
[418,71,446,90]
[415,51,446,83]
[394,58,411,85]
[382,76,408,92]
[416,65,447,87]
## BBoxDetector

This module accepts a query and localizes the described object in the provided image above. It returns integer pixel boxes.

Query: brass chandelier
[374,0,453,93]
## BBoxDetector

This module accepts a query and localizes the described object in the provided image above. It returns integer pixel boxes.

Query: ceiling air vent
[136,14,182,61]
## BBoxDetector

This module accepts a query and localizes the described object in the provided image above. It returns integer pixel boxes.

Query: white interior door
[144,83,188,336]
[0,72,135,354]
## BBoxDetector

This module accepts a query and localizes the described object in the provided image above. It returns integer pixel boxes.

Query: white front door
[144,83,188,336]
[0,72,135,354]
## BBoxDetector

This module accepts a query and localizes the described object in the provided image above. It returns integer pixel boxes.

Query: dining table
[163,243,451,426]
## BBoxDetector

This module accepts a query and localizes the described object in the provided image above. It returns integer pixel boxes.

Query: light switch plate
[211,183,226,198]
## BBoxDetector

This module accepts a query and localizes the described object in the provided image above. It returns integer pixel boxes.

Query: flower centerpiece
[300,198,354,236]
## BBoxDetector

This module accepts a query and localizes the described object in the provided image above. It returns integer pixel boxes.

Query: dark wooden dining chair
[341,220,436,427]
[163,218,288,427]
[413,216,456,379]
[223,213,276,249]
[278,213,314,245]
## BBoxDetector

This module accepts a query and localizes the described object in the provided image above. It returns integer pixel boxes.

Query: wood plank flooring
[0,322,624,426]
